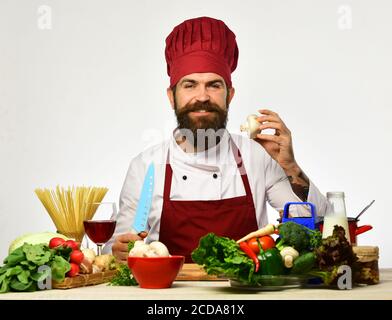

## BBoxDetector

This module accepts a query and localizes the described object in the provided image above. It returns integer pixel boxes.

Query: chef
[105,17,329,262]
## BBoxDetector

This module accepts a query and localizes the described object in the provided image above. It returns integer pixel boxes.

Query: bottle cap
[327,191,345,198]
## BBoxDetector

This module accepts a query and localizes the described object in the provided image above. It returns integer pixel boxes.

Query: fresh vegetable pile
[0,242,72,293]
[49,237,84,277]
[1,233,170,291]
[46,237,117,277]
[0,233,119,293]
[0,236,88,293]
[192,222,360,287]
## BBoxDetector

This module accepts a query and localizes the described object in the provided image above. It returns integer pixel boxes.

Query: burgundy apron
[159,139,258,262]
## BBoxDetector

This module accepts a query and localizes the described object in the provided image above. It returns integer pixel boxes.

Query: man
[105,17,329,262]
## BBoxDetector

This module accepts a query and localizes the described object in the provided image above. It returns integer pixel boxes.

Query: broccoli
[276,222,310,252]
[276,222,322,252]
[309,229,322,250]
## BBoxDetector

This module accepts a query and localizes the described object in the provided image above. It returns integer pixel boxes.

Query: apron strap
[163,138,253,200]
[163,152,173,201]
[229,139,253,198]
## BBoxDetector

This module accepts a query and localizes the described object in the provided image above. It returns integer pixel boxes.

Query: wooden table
[1,269,391,300]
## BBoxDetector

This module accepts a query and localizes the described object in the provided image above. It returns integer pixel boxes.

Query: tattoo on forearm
[288,170,310,202]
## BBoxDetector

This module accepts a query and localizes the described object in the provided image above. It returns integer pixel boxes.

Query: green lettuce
[191,233,254,283]
[50,255,71,282]
[23,244,51,266]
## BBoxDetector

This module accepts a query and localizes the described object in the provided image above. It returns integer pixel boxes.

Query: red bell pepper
[239,241,259,273]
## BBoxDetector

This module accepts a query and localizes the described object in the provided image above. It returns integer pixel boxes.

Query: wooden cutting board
[52,270,117,289]
[175,263,227,281]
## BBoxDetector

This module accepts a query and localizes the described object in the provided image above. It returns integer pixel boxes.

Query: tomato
[67,263,80,277]
[258,235,275,251]
[64,240,80,251]
[70,250,84,265]
[247,238,260,254]
[49,237,66,249]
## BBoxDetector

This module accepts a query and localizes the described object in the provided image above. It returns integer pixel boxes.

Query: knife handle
[138,231,148,239]
[130,227,149,239]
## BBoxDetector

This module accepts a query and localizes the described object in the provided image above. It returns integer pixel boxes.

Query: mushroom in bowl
[127,241,184,288]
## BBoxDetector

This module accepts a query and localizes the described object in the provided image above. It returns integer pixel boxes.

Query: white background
[1,0,391,267]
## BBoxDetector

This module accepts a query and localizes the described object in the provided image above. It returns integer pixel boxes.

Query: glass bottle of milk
[322,192,351,243]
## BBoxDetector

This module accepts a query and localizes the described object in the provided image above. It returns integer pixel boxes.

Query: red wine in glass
[84,220,116,243]
[83,220,116,255]
[83,202,117,255]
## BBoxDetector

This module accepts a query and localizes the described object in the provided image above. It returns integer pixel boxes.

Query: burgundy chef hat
[165,16,239,88]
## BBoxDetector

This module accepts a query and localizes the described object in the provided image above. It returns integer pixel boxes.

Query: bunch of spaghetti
[35,186,109,242]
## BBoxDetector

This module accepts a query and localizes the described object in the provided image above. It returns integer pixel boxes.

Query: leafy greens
[0,243,71,293]
[191,233,255,283]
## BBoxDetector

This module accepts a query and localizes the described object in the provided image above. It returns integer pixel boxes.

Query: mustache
[176,101,223,115]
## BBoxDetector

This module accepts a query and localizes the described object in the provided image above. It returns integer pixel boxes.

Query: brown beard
[174,97,229,148]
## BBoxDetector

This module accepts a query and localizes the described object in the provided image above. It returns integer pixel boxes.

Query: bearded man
[106,17,329,262]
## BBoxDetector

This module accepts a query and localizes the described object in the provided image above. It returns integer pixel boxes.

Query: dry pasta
[35,186,108,242]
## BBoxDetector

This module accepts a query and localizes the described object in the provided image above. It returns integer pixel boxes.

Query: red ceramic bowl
[127,255,185,289]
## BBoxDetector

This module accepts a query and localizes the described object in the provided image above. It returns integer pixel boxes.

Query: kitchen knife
[132,162,155,235]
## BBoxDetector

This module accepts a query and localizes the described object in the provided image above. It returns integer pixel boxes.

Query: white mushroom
[144,248,160,257]
[240,114,261,139]
[133,240,145,247]
[80,248,96,274]
[92,264,103,274]
[82,248,96,262]
[149,241,170,257]
[80,256,93,274]
[128,243,151,257]
[93,254,116,271]
[128,241,171,257]
[280,247,299,268]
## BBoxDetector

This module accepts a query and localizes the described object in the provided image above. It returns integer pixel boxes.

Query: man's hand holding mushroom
[254,109,296,172]
[254,109,310,201]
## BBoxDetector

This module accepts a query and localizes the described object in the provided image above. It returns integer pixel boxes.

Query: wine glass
[83,202,117,256]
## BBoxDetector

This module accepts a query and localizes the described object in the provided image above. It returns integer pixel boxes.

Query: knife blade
[132,162,155,235]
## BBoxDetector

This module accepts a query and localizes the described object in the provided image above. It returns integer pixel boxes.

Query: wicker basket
[52,270,117,289]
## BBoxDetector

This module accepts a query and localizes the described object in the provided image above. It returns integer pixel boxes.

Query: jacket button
[182,175,187,180]
[213,173,218,179]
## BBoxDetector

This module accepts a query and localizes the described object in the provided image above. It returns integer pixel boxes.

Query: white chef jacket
[103,130,329,253]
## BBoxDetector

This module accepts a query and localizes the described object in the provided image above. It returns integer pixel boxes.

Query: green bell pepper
[257,248,285,275]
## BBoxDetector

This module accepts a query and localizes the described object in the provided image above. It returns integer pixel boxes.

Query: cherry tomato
[70,250,84,265]
[64,240,80,251]
[67,263,80,277]
[258,235,275,250]
[247,238,260,254]
[48,237,66,249]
